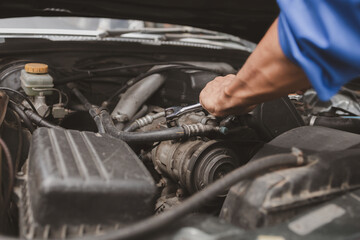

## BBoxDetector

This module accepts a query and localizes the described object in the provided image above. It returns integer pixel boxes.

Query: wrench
[165,103,204,120]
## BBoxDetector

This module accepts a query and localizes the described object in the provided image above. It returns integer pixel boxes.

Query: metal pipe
[111,73,166,129]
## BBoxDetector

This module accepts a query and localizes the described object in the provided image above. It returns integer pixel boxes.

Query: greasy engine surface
[0,46,359,240]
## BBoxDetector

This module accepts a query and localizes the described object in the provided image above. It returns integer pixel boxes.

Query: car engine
[0,48,359,239]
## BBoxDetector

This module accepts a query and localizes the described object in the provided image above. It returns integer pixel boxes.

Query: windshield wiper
[99,27,219,38]
[98,27,255,50]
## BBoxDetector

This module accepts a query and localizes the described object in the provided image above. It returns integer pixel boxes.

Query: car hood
[0,0,278,42]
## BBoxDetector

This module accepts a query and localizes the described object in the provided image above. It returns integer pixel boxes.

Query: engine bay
[0,42,360,239]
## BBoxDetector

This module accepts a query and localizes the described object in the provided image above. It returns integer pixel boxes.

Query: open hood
[0,0,278,42]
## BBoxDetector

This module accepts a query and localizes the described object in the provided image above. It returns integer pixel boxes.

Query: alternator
[152,140,241,194]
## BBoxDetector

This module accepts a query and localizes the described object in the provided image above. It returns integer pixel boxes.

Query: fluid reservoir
[20,63,53,96]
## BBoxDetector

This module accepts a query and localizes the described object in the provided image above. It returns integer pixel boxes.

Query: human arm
[199,18,310,117]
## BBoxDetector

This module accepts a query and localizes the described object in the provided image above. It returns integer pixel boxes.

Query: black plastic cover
[220,126,360,229]
[152,188,360,240]
[27,127,156,226]
[247,97,305,141]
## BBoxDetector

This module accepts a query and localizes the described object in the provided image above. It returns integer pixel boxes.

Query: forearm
[200,18,311,116]
[227,18,310,106]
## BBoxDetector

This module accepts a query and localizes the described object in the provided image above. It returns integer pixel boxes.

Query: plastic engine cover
[26,127,156,226]
[220,126,360,229]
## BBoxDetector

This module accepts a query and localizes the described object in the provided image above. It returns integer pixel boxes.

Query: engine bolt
[176,188,184,198]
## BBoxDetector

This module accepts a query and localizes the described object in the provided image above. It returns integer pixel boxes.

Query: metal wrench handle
[165,103,203,120]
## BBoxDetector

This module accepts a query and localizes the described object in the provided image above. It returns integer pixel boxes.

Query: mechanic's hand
[199,74,255,117]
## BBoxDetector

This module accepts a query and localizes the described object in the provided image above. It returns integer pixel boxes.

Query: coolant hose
[9,102,60,129]
[68,84,219,142]
[23,109,60,129]
[100,110,218,143]
[79,151,306,240]
[309,116,360,134]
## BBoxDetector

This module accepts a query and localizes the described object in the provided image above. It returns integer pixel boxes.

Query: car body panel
[0,0,278,42]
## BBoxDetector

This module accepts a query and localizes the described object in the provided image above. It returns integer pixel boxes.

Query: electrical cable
[0,137,14,217]
[7,110,23,172]
[74,62,193,73]
[23,109,60,129]
[55,62,192,84]
[58,62,194,84]
[9,101,59,130]
[74,79,128,85]
[0,87,37,112]
[9,102,35,133]
[61,91,69,106]
[76,152,306,240]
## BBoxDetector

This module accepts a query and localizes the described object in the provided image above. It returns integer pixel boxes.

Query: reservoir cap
[25,63,48,74]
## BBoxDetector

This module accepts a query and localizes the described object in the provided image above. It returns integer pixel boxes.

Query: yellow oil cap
[25,63,48,74]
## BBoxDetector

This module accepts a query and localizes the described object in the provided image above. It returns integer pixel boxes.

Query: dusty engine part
[152,139,240,194]
[111,70,166,128]
[220,126,360,229]
[155,179,184,214]
[247,97,304,141]
[20,127,157,239]
[52,103,69,119]
[33,94,49,117]
[304,88,360,116]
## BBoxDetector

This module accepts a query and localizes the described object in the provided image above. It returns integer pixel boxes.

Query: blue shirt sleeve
[277,0,360,101]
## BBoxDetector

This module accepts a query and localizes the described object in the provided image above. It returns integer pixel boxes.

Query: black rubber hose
[100,110,185,143]
[67,84,105,133]
[9,101,59,129]
[23,109,60,129]
[67,83,93,110]
[77,152,306,240]
[310,116,360,134]
[68,86,214,142]
[9,102,35,133]
[0,87,37,112]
